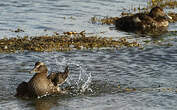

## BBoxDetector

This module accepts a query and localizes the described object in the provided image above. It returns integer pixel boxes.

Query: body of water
[0,0,177,110]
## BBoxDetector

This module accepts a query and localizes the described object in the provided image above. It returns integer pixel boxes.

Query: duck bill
[29,67,37,74]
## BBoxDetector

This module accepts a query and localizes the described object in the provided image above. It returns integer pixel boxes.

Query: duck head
[149,6,172,20]
[30,62,48,74]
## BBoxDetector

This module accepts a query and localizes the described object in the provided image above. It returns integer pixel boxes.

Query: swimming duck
[16,62,69,98]
[115,6,172,34]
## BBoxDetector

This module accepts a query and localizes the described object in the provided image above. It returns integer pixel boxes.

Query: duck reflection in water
[15,62,69,98]
[34,97,60,110]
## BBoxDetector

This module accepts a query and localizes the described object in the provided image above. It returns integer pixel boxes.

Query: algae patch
[147,0,177,8]
[0,34,141,53]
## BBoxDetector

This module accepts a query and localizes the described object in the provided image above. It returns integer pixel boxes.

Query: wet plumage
[16,62,69,98]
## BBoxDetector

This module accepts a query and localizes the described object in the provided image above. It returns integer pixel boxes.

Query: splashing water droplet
[47,55,93,95]
[80,72,92,93]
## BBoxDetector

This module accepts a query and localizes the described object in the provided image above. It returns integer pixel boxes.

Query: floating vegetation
[91,11,177,25]
[91,16,117,25]
[63,16,76,20]
[0,32,141,53]
[130,0,177,11]
[117,85,177,93]
[118,0,177,15]
[147,0,177,8]
[168,13,177,23]
[91,16,119,25]
[63,31,86,36]
[9,28,25,33]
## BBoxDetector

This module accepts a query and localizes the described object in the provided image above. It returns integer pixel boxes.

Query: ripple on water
[0,48,177,109]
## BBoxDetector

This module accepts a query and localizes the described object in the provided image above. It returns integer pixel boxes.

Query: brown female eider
[115,6,172,34]
[47,66,69,86]
[16,62,69,98]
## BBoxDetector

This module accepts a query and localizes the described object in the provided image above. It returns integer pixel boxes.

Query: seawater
[0,0,177,110]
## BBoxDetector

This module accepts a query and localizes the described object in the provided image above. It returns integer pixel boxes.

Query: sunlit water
[0,0,177,110]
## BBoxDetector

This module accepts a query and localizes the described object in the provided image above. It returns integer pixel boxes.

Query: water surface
[0,0,177,110]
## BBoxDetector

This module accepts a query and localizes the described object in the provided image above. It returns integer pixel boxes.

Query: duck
[15,81,29,97]
[15,62,69,98]
[115,6,172,34]
[47,66,69,86]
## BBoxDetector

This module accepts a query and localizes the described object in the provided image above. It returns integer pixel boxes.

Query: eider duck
[47,66,69,86]
[16,62,69,98]
[15,81,29,97]
[115,6,172,34]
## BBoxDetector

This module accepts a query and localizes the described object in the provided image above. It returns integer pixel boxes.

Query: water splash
[48,55,93,95]
[80,72,92,93]
[67,63,93,95]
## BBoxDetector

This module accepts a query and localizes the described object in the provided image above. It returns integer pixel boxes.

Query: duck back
[115,7,170,35]
[28,73,58,97]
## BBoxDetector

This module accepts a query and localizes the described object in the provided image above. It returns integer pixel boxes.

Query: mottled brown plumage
[16,62,69,98]
[115,6,172,34]
[15,81,29,97]
[48,66,69,86]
